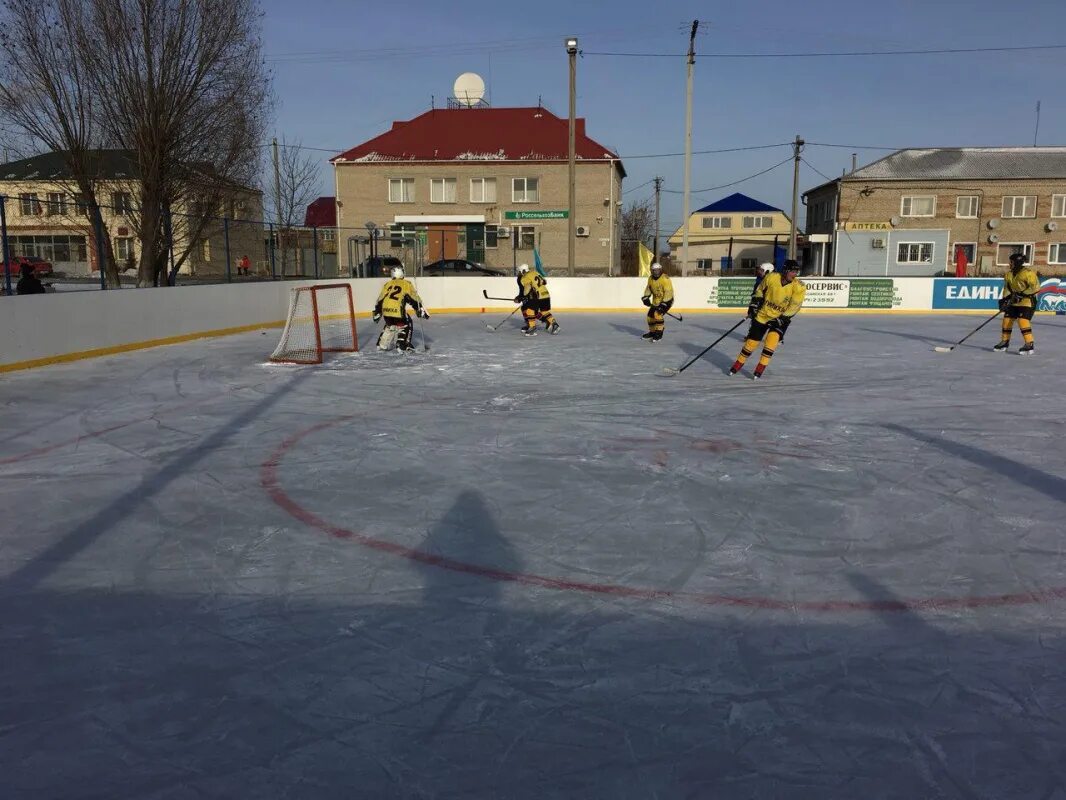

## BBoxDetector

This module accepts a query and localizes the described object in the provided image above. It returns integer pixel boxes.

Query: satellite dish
[987,218,1000,229]
[453,73,485,107]
[889,216,901,227]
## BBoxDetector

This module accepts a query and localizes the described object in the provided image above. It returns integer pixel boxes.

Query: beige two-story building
[0,150,263,277]
[667,192,793,274]
[803,148,1066,277]
[331,106,625,275]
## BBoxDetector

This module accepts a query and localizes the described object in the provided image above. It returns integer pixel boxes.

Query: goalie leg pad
[377,325,400,351]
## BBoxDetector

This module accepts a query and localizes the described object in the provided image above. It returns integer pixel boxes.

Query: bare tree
[0,0,122,287]
[619,198,656,276]
[79,0,271,286]
[272,138,323,275]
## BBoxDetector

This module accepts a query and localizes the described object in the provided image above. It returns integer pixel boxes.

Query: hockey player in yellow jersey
[729,259,806,379]
[994,252,1040,355]
[373,266,429,352]
[514,264,559,336]
[641,262,674,341]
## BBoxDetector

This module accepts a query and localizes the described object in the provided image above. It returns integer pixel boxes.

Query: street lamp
[565,37,578,276]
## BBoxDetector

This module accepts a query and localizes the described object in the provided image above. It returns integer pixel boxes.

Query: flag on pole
[533,248,547,277]
[638,242,653,277]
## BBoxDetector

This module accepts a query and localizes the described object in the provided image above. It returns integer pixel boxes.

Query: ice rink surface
[2,311,1065,799]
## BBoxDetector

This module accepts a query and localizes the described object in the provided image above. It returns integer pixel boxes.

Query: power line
[624,142,790,160]
[623,178,655,195]
[663,156,794,195]
[582,43,1066,59]
[806,142,900,151]
[800,157,836,183]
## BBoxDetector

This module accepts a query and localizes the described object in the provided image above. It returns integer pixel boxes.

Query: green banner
[847,279,895,309]
[504,210,568,220]
[714,277,756,308]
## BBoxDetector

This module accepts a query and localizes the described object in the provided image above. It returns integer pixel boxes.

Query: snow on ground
[1,312,1065,799]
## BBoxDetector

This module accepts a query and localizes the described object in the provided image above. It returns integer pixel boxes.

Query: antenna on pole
[1034,100,1041,146]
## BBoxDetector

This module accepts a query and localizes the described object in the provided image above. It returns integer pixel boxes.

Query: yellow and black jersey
[1003,267,1040,308]
[375,278,422,318]
[642,274,674,306]
[753,272,806,323]
[518,271,551,301]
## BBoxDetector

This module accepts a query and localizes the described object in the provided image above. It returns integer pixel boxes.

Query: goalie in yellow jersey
[641,262,674,341]
[729,259,806,380]
[373,266,429,352]
[514,263,560,336]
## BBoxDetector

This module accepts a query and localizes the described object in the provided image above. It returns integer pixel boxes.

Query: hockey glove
[419,307,430,320]
[767,316,792,333]
[514,295,524,304]
[642,296,652,307]
[656,303,670,315]
[997,297,1011,312]
[372,312,382,323]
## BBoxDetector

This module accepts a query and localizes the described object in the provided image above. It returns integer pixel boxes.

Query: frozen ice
[1,312,1065,798]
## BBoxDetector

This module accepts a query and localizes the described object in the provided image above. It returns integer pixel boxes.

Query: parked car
[422,259,506,277]
[4,255,54,277]
[353,255,404,278]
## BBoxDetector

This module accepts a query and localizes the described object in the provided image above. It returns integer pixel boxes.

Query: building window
[742,215,773,229]
[485,224,498,249]
[897,242,934,264]
[951,242,977,266]
[512,177,539,203]
[996,243,1033,266]
[470,178,496,204]
[430,178,457,204]
[740,257,758,271]
[1049,243,1066,264]
[1001,196,1036,218]
[19,193,42,216]
[696,259,715,270]
[114,237,134,263]
[956,196,979,218]
[900,196,935,217]
[1052,194,1066,218]
[322,228,335,242]
[515,225,536,249]
[73,194,90,217]
[388,178,415,203]
[112,192,133,215]
[44,192,68,216]
[701,215,731,229]
[390,224,416,248]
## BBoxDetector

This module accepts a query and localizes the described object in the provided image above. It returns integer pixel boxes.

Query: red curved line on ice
[262,416,1066,613]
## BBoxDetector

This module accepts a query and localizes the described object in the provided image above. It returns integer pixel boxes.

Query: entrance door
[466,223,485,263]
[426,225,460,262]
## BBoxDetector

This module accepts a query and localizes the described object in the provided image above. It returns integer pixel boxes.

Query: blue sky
[262,0,1065,232]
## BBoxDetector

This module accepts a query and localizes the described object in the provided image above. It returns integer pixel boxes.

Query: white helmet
[517,263,530,275]
[650,262,663,273]
[758,262,774,274]
[390,266,405,280]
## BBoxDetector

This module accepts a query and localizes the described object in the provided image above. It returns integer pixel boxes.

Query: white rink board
[0,275,1016,370]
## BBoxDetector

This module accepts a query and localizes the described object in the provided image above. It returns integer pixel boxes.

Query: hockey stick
[662,318,747,376]
[932,310,1002,353]
[483,289,516,302]
[417,313,430,352]
[667,311,684,322]
[486,305,522,331]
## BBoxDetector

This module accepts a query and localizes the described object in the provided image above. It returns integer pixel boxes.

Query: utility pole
[680,20,698,277]
[272,137,283,274]
[1034,100,1041,147]
[789,134,804,261]
[565,37,579,276]
[653,176,663,261]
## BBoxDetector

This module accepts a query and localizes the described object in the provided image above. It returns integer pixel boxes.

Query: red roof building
[332,106,625,274]
[304,196,336,228]
[332,107,623,171]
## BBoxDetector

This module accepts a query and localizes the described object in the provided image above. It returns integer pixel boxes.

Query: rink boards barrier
[2,276,1063,372]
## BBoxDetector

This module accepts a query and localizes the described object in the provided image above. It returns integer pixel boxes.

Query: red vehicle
[3,255,54,277]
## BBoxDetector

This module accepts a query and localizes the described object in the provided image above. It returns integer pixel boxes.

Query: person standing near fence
[16,263,46,295]
[238,254,251,276]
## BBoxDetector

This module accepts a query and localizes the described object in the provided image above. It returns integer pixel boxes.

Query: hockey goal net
[270,283,358,364]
